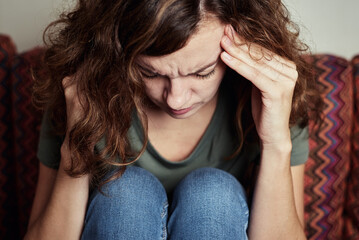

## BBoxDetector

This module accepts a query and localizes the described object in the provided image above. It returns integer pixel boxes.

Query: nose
[164,78,190,110]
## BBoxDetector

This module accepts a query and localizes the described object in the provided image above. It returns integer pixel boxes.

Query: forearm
[25,149,90,240]
[248,142,306,240]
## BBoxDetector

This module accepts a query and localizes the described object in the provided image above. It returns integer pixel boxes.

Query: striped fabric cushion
[343,55,359,239]
[11,47,44,238]
[0,35,19,239]
[305,55,354,239]
[0,34,44,239]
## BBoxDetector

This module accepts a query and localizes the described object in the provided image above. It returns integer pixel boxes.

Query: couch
[0,34,358,240]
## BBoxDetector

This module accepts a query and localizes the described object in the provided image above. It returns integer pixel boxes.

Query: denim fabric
[81,167,249,240]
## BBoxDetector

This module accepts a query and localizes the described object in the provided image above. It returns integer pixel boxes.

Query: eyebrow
[139,57,219,76]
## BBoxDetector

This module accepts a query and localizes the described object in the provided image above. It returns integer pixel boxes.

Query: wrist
[260,140,292,154]
[260,140,292,169]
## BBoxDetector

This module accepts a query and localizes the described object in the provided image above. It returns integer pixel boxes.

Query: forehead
[138,18,225,75]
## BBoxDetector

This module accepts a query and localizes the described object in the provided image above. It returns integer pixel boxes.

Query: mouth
[169,106,193,115]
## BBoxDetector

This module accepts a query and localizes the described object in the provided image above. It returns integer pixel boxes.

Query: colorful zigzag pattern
[343,56,359,240]
[304,55,358,239]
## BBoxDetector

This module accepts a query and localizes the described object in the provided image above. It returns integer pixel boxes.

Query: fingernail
[222,51,232,61]
[229,26,236,41]
[223,36,232,46]
[229,25,235,34]
[225,25,231,34]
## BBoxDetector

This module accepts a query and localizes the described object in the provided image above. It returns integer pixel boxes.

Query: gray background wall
[283,0,359,59]
[1,0,358,59]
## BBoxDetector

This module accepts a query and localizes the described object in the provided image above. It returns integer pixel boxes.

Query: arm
[27,162,57,231]
[221,25,306,239]
[292,164,305,228]
[248,149,306,239]
[25,77,90,240]
[25,147,90,240]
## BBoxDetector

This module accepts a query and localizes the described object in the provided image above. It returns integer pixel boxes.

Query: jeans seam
[161,201,169,240]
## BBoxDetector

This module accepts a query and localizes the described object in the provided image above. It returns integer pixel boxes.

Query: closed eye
[141,69,216,80]
[141,72,158,79]
[195,69,215,79]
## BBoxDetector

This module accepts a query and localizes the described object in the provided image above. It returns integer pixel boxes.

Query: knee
[101,166,166,198]
[82,167,168,239]
[87,166,167,215]
[172,167,248,215]
[169,168,249,237]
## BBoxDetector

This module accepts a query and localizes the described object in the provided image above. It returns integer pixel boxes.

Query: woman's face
[137,18,227,119]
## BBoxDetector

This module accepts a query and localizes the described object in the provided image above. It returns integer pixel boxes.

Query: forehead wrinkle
[145,59,180,78]
[139,53,220,78]
[137,18,225,78]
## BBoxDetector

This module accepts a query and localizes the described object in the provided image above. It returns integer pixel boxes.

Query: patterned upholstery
[0,35,19,240]
[0,35,43,239]
[0,34,358,239]
[11,48,44,238]
[304,55,354,239]
[343,55,359,239]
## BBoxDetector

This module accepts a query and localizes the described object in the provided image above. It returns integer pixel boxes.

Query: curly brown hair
[33,0,322,186]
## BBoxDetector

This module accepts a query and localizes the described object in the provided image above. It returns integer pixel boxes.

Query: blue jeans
[81,167,249,239]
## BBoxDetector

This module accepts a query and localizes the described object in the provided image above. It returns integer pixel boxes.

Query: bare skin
[25,17,306,240]
[221,25,306,239]
[25,77,90,239]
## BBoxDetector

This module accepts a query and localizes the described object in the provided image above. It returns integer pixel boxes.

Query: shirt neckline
[133,89,225,166]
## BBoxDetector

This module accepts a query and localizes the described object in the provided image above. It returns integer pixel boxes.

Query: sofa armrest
[0,34,45,239]
[304,54,354,239]
[343,55,359,239]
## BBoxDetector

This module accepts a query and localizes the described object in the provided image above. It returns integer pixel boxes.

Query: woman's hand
[62,76,88,143]
[61,76,87,165]
[220,25,306,240]
[220,25,298,148]
[25,77,90,240]
[62,76,85,139]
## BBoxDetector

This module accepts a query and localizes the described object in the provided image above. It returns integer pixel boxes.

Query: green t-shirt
[38,90,309,193]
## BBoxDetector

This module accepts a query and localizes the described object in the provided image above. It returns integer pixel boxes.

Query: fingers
[62,76,73,89]
[222,36,296,81]
[221,50,274,91]
[62,77,78,104]
[62,76,85,131]
[220,25,298,87]
[225,25,297,70]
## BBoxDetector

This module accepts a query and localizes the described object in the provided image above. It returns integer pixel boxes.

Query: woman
[25,0,321,239]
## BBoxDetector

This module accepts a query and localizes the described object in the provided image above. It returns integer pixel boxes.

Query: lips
[169,106,192,115]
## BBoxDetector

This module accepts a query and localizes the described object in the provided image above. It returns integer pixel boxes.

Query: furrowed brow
[191,58,219,75]
[138,65,155,74]
[138,57,219,76]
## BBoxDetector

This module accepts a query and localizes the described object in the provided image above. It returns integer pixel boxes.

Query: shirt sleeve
[289,124,309,166]
[37,112,63,169]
